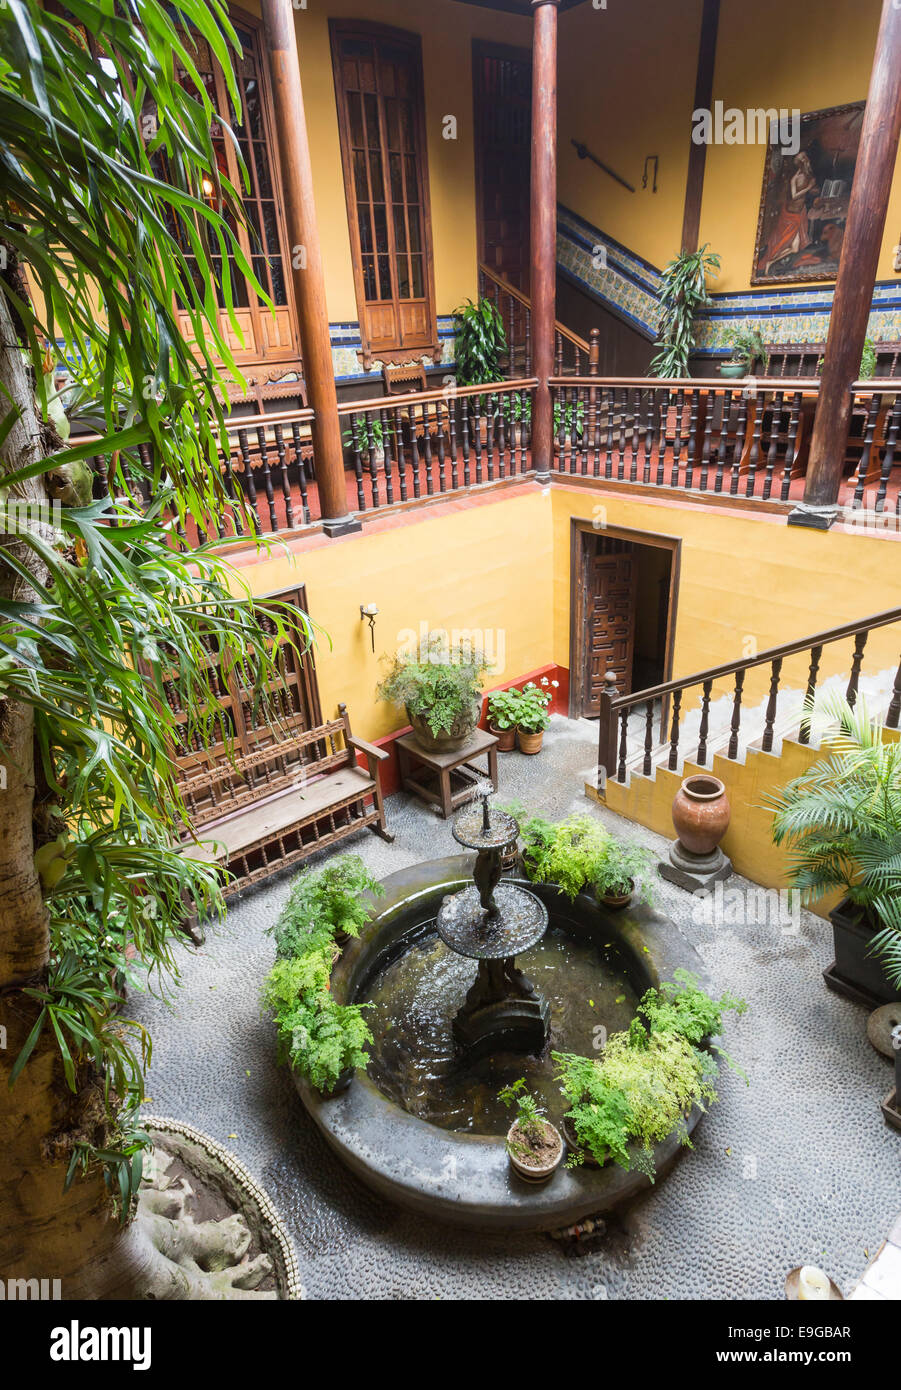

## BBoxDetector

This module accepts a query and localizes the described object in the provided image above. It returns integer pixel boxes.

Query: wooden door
[473,43,531,290]
[583,548,637,716]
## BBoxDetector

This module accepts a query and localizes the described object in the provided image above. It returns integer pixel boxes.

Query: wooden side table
[396,727,499,818]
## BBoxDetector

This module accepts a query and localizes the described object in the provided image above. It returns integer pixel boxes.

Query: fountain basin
[293,856,713,1232]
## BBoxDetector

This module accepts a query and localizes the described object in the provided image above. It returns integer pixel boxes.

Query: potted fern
[498,1078,564,1182]
[378,631,490,752]
[651,244,721,378]
[767,694,901,1006]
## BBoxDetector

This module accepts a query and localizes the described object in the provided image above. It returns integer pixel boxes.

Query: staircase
[587,607,901,898]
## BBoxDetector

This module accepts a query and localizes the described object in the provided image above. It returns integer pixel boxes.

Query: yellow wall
[223,479,901,748]
[551,485,901,712]
[557,0,703,270]
[699,0,901,292]
[244,0,532,325]
[229,488,553,741]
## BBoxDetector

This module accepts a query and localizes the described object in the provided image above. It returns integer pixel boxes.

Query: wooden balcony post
[260,0,360,536]
[597,669,619,794]
[789,0,901,530]
[529,0,560,482]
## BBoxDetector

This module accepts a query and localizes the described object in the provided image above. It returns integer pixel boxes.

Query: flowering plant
[515,678,556,733]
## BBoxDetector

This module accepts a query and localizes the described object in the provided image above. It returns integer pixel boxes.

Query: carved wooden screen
[330,21,438,368]
[473,43,531,290]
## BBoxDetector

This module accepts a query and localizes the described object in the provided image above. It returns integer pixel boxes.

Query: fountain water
[436,788,550,1059]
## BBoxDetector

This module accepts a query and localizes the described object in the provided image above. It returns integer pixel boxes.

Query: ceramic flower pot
[408,703,479,753]
[506,1119,564,1183]
[671,774,730,856]
[719,361,747,378]
[598,879,634,910]
[488,720,516,752]
[517,728,544,755]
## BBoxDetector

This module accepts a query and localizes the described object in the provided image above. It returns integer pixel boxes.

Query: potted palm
[486,688,521,752]
[651,243,721,378]
[377,631,490,752]
[768,694,901,1006]
[515,678,554,753]
[498,1078,564,1182]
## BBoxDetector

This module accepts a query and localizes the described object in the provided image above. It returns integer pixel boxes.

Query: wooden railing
[83,379,539,543]
[598,606,901,788]
[550,376,901,512]
[478,263,597,377]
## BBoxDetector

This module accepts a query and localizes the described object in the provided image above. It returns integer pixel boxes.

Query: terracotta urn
[671,774,730,856]
[488,720,516,752]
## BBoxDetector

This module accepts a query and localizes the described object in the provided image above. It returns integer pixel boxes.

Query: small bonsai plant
[766,693,901,992]
[377,630,490,749]
[724,325,765,374]
[651,243,720,378]
[498,1077,563,1181]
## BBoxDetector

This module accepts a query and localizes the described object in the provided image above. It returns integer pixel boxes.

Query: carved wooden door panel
[583,553,636,715]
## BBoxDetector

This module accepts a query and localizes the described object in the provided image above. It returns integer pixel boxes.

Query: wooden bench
[177,702,393,896]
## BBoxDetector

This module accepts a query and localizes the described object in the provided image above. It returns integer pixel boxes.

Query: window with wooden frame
[330,21,439,370]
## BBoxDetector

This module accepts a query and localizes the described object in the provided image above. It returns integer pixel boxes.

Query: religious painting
[751,102,865,285]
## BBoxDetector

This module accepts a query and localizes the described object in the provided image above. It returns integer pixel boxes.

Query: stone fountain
[435,788,550,1060]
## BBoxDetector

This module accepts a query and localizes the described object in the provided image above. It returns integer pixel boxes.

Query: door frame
[568,519,681,732]
[471,38,532,278]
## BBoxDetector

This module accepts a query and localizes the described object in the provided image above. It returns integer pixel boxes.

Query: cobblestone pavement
[131,716,900,1300]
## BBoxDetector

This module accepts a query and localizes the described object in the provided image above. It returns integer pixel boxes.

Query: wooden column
[681,0,720,254]
[530,0,560,481]
[789,0,901,529]
[260,0,359,536]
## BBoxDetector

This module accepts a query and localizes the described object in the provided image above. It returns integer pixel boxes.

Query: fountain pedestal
[436,802,549,1061]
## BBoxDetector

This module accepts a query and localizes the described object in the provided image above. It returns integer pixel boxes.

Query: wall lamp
[642,156,659,193]
[360,603,379,652]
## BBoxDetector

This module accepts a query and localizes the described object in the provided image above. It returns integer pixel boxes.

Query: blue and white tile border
[555,202,901,356]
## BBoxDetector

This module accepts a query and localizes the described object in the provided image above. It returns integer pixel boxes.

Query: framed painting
[751,102,865,285]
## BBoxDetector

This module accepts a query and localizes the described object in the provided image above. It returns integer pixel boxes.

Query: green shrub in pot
[515,680,553,734]
[377,631,490,750]
[486,688,521,732]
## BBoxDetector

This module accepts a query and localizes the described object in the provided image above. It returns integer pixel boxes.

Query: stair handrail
[598,604,901,785]
[477,262,596,366]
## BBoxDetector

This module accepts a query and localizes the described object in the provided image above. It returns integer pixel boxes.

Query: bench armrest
[347,733,389,764]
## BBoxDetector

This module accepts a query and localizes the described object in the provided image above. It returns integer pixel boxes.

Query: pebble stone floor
[131,715,900,1301]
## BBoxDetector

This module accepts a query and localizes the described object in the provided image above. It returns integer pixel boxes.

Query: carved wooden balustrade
[597,606,901,790]
[478,263,596,377]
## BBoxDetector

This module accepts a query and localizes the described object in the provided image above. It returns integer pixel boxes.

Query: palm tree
[767,693,901,990]
[0,0,310,1296]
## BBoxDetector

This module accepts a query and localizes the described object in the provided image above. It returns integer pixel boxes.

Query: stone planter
[824,898,900,1008]
[488,720,516,752]
[407,703,479,753]
[719,361,747,378]
[517,728,544,755]
[671,774,731,854]
[506,1119,564,1183]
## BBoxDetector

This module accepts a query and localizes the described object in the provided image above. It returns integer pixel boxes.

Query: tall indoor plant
[767,694,901,1004]
[651,244,721,378]
[0,0,310,1298]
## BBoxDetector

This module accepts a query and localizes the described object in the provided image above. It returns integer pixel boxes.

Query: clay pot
[598,879,633,910]
[488,721,516,752]
[671,774,730,855]
[517,728,544,755]
[408,703,479,753]
[506,1120,564,1183]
